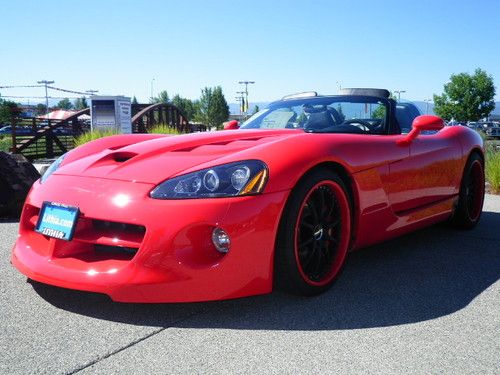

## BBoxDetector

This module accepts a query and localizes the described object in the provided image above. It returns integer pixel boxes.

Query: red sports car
[11,88,485,302]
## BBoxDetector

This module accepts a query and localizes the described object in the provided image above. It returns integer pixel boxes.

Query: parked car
[0,126,37,135]
[11,88,485,302]
[477,122,500,138]
[0,125,74,136]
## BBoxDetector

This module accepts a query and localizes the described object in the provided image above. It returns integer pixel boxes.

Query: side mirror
[223,120,240,130]
[397,115,444,146]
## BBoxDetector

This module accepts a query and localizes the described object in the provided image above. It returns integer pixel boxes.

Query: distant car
[0,126,35,135]
[476,121,500,138]
[0,125,74,136]
[478,122,500,138]
[12,88,485,303]
[0,126,12,134]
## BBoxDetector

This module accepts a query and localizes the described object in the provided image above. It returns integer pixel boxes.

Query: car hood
[55,129,302,184]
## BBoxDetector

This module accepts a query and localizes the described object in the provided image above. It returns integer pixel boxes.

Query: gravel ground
[1,195,499,374]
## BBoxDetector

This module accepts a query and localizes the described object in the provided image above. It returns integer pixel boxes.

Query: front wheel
[275,170,351,296]
[452,153,485,229]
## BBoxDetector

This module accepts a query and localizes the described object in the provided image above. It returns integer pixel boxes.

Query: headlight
[40,153,66,184]
[150,160,268,199]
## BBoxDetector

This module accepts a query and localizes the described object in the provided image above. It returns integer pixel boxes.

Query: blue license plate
[35,202,79,241]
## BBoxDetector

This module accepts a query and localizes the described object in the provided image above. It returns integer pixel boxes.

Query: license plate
[35,202,79,241]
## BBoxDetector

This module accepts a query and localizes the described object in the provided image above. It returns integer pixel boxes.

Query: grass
[73,125,182,147]
[478,131,500,193]
[485,143,500,194]
[149,124,183,135]
[74,129,120,147]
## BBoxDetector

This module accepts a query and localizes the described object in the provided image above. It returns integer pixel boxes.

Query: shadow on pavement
[31,211,500,330]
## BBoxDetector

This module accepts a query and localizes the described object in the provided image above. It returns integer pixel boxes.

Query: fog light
[212,227,230,253]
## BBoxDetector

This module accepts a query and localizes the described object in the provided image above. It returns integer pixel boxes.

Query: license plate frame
[35,202,79,241]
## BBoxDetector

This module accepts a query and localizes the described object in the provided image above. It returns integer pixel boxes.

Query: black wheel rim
[296,182,342,284]
[465,161,484,221]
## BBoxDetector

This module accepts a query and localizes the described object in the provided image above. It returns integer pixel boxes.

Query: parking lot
[1,195,499,374]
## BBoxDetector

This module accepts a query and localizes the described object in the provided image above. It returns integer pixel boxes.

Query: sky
[0,0,499,106]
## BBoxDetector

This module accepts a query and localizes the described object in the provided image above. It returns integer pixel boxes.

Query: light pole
[394,90,406,101]
[235,91,245,117]
[424,99,432,114]
[37,80,54,116]
[235,95,244,117]
[237,91,245,116]
[238,81,255,118]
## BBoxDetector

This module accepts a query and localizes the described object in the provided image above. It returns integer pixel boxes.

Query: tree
[74,97,88,110]
[35,103,47,116]
[196,86,229,129]
[151,90,170,104]
[371,104,385,119]
[172,94,198,121]
[433,68,496,121]
[131,96,138,105]
[56,98,74,110]
[0,98,21,124]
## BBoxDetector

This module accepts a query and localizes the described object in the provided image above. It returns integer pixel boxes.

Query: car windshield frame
[240,95,392,135]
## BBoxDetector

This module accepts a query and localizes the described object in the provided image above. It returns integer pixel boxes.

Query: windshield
[240,96,389,134]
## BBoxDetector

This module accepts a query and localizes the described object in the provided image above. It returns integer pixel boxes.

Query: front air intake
[94,244,138,256]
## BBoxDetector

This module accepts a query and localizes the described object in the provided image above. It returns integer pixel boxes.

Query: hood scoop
[111,152,138,163]
[83,151,138,172]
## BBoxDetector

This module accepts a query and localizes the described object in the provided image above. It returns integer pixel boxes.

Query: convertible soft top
[339,88,391,98]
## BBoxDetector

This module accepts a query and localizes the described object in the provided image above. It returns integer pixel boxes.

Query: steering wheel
[343,119,373,132]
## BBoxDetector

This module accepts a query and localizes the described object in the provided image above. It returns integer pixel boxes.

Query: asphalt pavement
[1,195,499,374]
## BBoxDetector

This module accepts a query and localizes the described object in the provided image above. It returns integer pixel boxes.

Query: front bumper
[11,175,288,302]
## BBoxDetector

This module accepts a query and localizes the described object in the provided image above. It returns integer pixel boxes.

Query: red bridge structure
[9,103,207,160]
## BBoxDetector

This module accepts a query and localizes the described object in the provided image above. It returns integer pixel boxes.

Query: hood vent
[110,152,138,163]
[171,138,263,153]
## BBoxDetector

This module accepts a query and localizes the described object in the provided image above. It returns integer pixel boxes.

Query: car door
[386,105,462,214]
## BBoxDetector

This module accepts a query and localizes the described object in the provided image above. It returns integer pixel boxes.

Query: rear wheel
[452,153,485,229]
[275,170,351,296]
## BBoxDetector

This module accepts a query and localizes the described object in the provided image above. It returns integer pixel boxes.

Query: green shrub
[74,129,120,147]
[74,125,181,148]
[149,124,182,135]
[0,136,12,152]
[486,148,500,194]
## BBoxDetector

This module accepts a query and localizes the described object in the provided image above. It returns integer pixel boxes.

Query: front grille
[95,244,138,255]
[25,204,146,261]
[93,219,146,235]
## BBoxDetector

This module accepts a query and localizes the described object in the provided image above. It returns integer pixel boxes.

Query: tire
[452,153,485,229]
[0,152,40,217]
[275,169,351,296]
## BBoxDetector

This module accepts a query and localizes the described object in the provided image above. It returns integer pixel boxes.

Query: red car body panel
[11,124,483,302]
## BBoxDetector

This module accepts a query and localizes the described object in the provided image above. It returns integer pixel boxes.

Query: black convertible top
[339,88,391,99]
